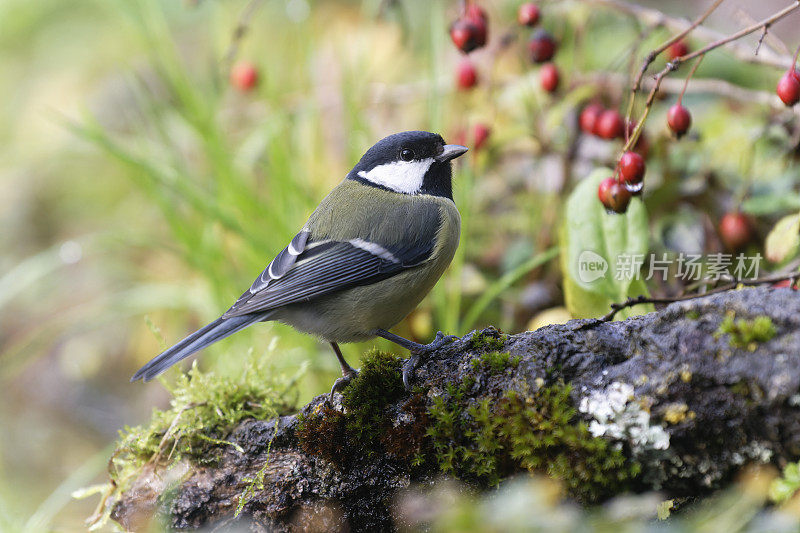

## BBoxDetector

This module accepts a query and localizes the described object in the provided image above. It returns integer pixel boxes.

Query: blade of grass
[22,446,111,533]
[0,242,75,311]
[462,246,559,332]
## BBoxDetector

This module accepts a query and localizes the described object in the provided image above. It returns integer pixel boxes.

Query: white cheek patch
[357,158,434,194]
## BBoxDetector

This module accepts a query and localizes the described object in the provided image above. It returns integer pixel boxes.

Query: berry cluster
[520,4,560,94]
[576,101,650,213]
[579,105,625,140]
[448,2,492,150]
[451,3,488,91]
[596,151,645,214]
[453,3,560,95]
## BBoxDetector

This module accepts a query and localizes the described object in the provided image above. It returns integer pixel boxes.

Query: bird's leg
[329,342,358,401]
[374,329,459,390]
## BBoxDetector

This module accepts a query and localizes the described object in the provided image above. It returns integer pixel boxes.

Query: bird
[131,130,468,394]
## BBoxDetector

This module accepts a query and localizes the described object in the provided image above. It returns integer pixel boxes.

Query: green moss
[468,331,508,352]
[463,374,476,390]
[470,352,521,375]
[686,310,700,320]
[342,349,405,440]
[714,313,776,350]
[296,350,426,467]
[427,382,639,502]
[111,356,294,485]
[87,353,295,529]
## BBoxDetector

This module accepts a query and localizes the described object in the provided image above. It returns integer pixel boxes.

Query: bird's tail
[131,311,272,382]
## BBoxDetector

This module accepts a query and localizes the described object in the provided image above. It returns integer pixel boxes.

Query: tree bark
[110,287,800,531]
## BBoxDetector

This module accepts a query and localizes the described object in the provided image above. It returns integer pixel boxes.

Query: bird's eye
[400,148,414,161]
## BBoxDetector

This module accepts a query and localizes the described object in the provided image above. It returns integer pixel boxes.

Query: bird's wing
[222,224,438,318]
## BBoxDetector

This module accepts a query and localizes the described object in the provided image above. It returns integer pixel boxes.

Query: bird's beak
[435,144,469,162]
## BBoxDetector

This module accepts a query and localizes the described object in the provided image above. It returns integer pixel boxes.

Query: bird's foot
[401,331,459,390]
[329,369,359,404]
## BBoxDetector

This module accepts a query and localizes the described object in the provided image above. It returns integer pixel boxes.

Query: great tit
[131,131,468,392]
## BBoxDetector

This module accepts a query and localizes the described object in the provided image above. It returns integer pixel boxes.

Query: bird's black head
[347,130,468,200]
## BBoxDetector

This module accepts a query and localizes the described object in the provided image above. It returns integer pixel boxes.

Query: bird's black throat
[419,161,454,200]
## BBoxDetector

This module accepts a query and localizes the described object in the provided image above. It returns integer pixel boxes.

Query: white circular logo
[577,250,608,283]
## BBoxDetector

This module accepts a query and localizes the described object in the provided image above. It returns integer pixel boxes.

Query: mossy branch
[102,287,800,532]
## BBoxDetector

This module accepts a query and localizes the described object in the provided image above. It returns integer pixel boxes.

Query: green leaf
[560,169,652,319]
[742,193,800,215]
[765,212,800,264]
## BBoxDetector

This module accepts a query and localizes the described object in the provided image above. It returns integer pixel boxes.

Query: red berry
[618,151,645,194]
[518,3,540,26]
[596,110,624,140]
[777,70,800,106]
[719,212,753,251]
[598,177,631,214]
[540,63,559,93]
[230,61,258,91]
[668,40,689,60]
[473,123,491,151]
[528,30,556,63]
[667,104,692,138]
[465,4,488,24]
[465,4,488,48]
[450,18,482,53]
[793,68,800,83]
[456,59,478,90]
[579,103,603,134]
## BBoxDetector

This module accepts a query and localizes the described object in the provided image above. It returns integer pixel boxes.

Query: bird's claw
[401,331,459,390]
[328,369,359,404]
[401,354,420,391]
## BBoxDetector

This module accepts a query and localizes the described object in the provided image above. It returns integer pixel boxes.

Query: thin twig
[754,24,770,56]
[622,0,724,145]
[618,2,800,154]
[221,0,265,70]
[735,8,791,56]
[576,271,800,329]
[589,0,795,70]
[678,54,705,106]
[623,26,656,143]
[675,2,800,67]
[631,0,724,93]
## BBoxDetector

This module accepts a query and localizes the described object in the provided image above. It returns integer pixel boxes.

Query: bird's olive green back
[306,180,459,258]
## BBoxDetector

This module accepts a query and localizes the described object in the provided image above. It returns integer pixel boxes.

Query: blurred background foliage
[394,469,800,532]
[1,0,799,529]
